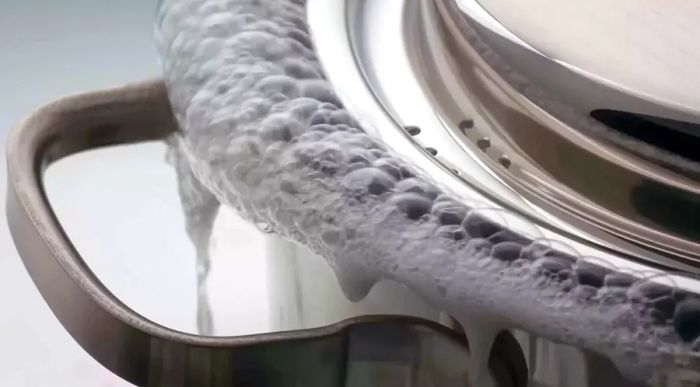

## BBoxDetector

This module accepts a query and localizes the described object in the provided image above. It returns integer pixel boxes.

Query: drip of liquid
[196,251,214,335]
[167,138,218,335]
[155,0,700,384]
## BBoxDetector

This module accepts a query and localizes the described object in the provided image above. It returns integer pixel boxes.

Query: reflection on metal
[323,0,700,270]
[488,331,528,387]
[5,80,656,387]
[417,0,700,266]
[310,0,700,384]
[284,236,647,387]
[7,0,700,385]
[590,110,700,165]
[5,81,473,387]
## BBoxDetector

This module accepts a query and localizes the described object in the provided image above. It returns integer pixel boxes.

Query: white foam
[155,0,700,383]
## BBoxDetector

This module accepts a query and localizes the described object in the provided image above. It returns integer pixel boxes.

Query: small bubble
[255,222,276,234]
[159,1,700,377]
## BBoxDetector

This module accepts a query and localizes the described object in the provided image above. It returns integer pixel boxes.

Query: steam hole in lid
[498,156,511,169]
[405,125,421,136]
[459,119,475,133]
[477,138,491,151]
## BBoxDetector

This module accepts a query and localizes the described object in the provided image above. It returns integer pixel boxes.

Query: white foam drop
[155,0,700,383]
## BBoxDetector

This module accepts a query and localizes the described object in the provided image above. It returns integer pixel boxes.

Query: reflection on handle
[5,80,470,386]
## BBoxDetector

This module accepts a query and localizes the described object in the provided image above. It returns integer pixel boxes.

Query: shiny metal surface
[465,0,700,120]
[429,1,700,264]
[310,0,700,384]
[286,245,646,387]
[6,80,474,386]
[452,0,700,179]
[5,79,658,387]
[7,0,700,386]
[313,0,700,271]
[445,1,700,258]
[0,2,161,384]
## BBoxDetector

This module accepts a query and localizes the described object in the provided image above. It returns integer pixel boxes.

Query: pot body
[264,238,648,387]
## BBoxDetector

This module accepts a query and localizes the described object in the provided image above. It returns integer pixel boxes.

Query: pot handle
[5,80,470,387]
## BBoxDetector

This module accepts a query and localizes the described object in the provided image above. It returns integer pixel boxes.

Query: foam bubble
[156,0,700,383]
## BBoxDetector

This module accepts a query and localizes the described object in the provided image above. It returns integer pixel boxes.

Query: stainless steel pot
[155,0,700,384]
[6,81,473,387]
[5,78,699,387]
[7,0,700,386]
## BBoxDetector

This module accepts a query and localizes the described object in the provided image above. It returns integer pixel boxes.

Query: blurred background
[0,2,441,385]
[0,2,164,385]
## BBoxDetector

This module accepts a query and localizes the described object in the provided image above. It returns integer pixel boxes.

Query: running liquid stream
[167,143,218,335]
[155,0,700,384]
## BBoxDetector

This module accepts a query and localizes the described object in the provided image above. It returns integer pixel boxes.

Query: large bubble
[156,0,700,383]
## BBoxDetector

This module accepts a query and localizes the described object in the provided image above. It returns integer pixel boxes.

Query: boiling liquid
[156,0,700,384]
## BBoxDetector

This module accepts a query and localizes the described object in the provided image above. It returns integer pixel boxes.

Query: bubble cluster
[155,0,700,382]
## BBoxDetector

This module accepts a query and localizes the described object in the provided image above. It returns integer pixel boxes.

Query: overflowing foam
[155,0,700,383]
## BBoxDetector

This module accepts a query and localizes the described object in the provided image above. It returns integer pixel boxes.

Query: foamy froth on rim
[155,0,700,383]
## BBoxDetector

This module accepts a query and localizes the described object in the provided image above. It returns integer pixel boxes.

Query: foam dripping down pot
[154,0,700,385]
[5,0,700,386]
